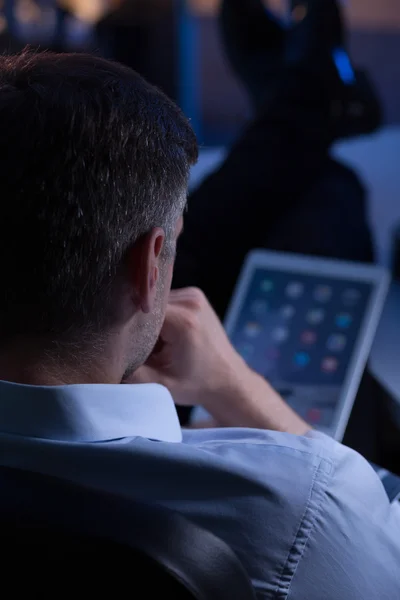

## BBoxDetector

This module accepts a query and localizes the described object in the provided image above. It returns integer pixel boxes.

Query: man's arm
[197,362,310,435]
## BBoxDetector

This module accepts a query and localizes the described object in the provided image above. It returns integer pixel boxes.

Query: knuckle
[182,312,199,331]
[184,287,206,312]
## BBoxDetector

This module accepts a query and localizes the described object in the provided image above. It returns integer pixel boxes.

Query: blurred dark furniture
[0,465,255,599]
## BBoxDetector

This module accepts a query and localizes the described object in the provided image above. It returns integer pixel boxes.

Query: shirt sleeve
[287,438,400,600]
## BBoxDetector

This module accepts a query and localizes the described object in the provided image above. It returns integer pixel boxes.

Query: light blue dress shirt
[0,379,399,599]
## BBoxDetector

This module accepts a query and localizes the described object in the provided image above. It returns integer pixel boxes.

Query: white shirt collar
[0,380,182,443]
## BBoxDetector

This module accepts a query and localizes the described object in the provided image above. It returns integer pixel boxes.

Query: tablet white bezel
[224,250,390,441]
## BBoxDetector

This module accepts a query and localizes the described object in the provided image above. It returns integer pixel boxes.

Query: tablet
[192,250,390,440]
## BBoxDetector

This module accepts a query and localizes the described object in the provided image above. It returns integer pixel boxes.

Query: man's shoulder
[180,427,337,494]
[182,427,337,468]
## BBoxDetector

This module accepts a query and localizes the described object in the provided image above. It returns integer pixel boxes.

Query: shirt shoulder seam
[273,455,331,599]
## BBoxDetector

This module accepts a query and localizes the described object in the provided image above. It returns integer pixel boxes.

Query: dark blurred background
[187,0,400,143]
[1,0,399,143]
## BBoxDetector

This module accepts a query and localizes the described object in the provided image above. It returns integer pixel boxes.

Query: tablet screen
[228,268,373,430]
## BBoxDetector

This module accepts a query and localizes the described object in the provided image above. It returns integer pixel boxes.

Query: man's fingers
[168,287,206,305]
[159,288,208,343]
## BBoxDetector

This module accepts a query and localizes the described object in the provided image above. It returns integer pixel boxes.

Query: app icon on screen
[272,327,289,344]
[244,322,262,338]
[307,408,322,424]
[286,282,304,299]
[251,300,269,317]
[301,330,317,345]
[342,289,361,306]
[260,279,274,293]
[327,334,347,352]
[314,285,332,303]
[335,313,352,329]
[266,347,281,360]
[306,309,325,325]
[236,343,254,360]
[281,305,295,319]
[294,352,310,368]
[321,357,339,373]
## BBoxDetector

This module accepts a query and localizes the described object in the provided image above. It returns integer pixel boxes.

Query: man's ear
[127,227,166,314]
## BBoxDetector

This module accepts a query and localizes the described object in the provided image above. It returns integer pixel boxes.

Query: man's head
[0,51,197,383]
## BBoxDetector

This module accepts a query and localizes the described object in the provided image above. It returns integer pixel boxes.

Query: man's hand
[129,288,242,405]
[130,288,310,435]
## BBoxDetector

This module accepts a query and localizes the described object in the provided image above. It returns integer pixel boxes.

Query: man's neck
[0,340,122,386]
